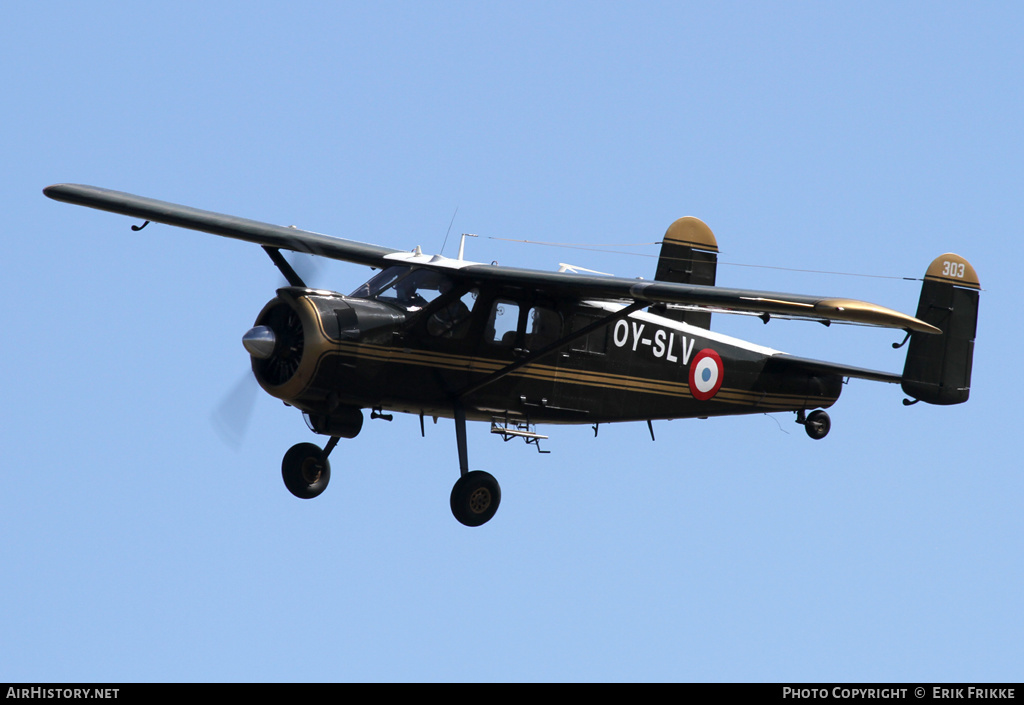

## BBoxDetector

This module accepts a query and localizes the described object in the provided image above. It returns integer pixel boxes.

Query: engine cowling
[243,287,406,427]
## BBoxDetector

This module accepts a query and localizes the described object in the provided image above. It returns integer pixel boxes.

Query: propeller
[284,251,320,288]
[212,241,321,448]
[211,369,259,449]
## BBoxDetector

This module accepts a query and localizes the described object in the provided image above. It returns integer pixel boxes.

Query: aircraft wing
[45,183,939,334]
[44,183,401,268]
[451,263,940,334]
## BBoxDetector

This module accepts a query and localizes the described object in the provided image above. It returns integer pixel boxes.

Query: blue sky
[2,1,1020,682]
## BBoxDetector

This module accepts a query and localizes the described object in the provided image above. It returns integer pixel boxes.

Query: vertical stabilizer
[901,253,980,405]
[653,217,719,328]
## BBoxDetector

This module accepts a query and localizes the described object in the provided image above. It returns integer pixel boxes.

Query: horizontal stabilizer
[768,354,902,385]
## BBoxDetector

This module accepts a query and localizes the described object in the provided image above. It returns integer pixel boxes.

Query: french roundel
[689,348,724,401]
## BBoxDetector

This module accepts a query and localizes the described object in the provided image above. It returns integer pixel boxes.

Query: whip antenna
[440,206,459,256]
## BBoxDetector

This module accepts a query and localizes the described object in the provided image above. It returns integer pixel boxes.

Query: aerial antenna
[439,206,459,256]
[557,263,612,275]
[458,233,478,261]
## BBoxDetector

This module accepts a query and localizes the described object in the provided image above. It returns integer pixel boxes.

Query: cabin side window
[569,313,608,355]
[525,306,562,351]
[487,299,520,346]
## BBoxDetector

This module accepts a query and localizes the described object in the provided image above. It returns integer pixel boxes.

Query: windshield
[350,266,454,310]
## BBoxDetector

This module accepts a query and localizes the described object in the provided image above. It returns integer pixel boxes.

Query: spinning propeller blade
[211,371,259,449]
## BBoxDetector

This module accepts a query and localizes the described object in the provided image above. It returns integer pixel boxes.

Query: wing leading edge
[45,183,939,335]
[44,183,400,268]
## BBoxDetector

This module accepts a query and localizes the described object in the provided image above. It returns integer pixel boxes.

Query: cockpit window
[350,266,453,311]
[350,265,408,299]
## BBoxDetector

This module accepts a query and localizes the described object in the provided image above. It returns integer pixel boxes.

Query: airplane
[44,184,980,527]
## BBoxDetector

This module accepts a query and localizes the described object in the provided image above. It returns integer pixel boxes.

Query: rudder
[901,253,980,405]
[653,217,718,328]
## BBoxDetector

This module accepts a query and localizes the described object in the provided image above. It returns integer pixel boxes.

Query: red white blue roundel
[689,348,724,400]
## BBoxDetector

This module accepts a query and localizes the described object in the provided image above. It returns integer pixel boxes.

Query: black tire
[450,471,501,527]
[282,442,331,499]
[804,410,831,440]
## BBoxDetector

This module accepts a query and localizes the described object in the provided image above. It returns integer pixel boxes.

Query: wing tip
[813,298,941,334]
[43,183,68,200]
[43,183,92,204]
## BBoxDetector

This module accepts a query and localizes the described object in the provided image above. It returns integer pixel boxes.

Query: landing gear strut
[281,436,340,499]
[449,403,501,526]
[796,409,831,440]
[280,405,502,525]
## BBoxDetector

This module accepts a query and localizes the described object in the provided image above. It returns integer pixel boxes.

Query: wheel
[450,470,501,527]
[804,410,831,440]
[282,442,331,499]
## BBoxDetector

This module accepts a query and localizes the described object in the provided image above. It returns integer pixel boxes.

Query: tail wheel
[450,471,501,527]
[282,442,331,499]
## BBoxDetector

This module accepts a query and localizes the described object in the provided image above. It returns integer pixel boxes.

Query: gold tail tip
[663,217,719,252]
[924,253,980,289]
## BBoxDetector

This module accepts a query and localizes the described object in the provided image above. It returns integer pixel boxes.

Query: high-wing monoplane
[45,184,980,526]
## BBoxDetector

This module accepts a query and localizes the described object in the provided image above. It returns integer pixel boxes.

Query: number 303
[942,260,965,278]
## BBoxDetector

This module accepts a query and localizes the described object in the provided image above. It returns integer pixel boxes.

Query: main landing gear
[281,436,340,499]
[449,403,501,527]
[451,471,501,527]
[796,409,831,440]
[279,408,501,527]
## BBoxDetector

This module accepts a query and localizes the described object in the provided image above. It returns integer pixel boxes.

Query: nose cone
[242,325,277,359]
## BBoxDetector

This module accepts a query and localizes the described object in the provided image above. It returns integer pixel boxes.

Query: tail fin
[653,217,718,328]
[901,253,980,405]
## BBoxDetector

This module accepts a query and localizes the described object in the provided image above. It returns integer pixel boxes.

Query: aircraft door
[477,297,566,416]
[549,310,612,414]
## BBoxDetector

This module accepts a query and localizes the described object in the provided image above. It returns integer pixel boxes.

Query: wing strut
[263,246,307,288]
[456,301,647,400]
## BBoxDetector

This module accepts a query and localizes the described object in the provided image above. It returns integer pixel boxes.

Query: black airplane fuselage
[249,268,842,432]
